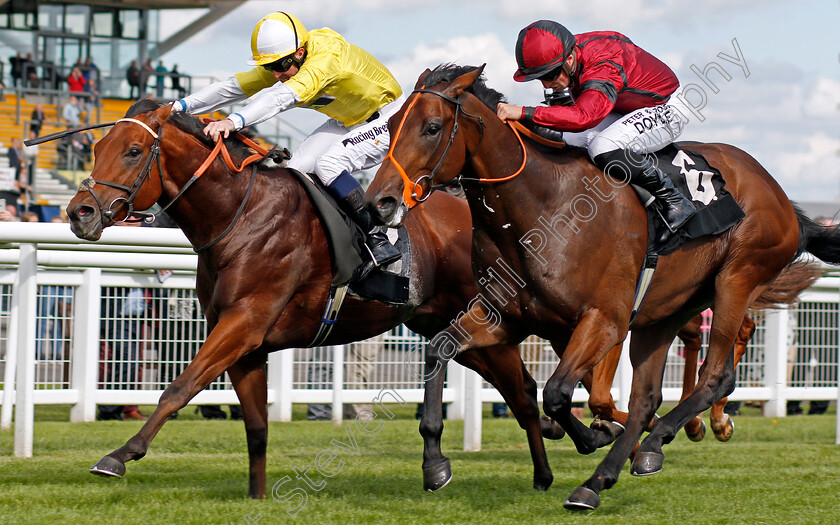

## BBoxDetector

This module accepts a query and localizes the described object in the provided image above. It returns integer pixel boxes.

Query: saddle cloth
[287,168,410,304]
[644,144,745,255]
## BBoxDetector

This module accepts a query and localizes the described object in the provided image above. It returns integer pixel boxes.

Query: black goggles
[537,65,564,82]
[262,53,298,73]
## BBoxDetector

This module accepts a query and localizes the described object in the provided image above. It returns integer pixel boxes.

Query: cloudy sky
[162,0,839,204]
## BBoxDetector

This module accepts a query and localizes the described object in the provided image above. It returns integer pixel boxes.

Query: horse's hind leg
[586,343,623,424]
[457,345,554,491]
[709,315,755,441]
[227,348,269,499]
[679,315,706,441]
[633,288,754,476]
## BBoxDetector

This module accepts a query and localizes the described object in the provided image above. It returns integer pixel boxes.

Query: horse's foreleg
[709,315,755,441]
[227,349,269,499]
[543,311,627,455]
[456,345,553,491]
[564,325,674,510]
[90,313,266,480]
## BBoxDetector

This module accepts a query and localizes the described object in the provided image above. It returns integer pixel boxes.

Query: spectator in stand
[22,129,39,191]
[126,60,141,99]
[154,60,168,98]
[170,64,186,98]
[8,138,25,184]
[82,57,99,88]
[67,66,86,94]
[20,211,38,222]
[57,126,85,170]
[30,104,46,137]
[9,52,23,87]
[141,58,154,95]
[0,202,19,222]
[62,95,82,127]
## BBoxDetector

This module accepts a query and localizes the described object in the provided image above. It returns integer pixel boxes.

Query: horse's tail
[750,259,821,311]
[795,205,840,263]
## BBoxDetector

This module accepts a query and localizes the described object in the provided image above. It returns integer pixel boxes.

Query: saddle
[286,168,410,304]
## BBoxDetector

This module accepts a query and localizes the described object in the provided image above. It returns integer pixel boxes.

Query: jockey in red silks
[497,20,695,242]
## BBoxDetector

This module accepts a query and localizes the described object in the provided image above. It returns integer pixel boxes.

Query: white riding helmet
[247,12,309,66]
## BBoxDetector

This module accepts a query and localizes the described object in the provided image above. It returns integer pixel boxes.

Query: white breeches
[563,98,690,160]
[287,95,406,185]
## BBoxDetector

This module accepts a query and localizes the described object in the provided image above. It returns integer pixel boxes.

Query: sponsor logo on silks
[621,105,674,135]
[341,124,388,147]
[300,95,336,110]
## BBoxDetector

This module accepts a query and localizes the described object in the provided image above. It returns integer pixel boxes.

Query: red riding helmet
[513,20,576,82]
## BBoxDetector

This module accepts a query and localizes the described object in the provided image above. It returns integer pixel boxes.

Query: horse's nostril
[377,197,397,215]
[74,205,95,220]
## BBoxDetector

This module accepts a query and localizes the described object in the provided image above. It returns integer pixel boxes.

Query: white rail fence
[1,223,838,457]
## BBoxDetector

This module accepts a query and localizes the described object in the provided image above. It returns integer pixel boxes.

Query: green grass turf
[0,403,838,524]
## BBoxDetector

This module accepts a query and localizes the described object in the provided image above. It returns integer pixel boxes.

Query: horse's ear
[414,68,432,89]
[448,64,486,98]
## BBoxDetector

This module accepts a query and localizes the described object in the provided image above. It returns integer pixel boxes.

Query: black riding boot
[338,186,401,279]
[595,150,696,243]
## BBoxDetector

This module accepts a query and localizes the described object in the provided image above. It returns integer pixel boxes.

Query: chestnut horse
[65,99,559,497]
[365,64,840,509]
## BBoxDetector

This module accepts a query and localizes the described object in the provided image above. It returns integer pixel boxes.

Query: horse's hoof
[533,473,553,491]
[540,415,565,440]
[563,486,600,510]
[714,414,734,442]
[90,455,126,478]
[630,451,664,476]
[686,419,706,442]
[423,458,452,492]
[591,418,625,447]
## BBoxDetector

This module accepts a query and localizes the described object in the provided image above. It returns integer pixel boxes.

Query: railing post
[445,359,465,420]
[1,263,21,431]
[14,244,38,457]
[462,368,482,452]
[763,309,789,418]
[267,349,293,422]
[616,337,633,413]
[331,345,344,426]
[70,268,101,423]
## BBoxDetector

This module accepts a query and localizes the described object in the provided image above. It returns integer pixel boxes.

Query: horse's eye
[126,147,142,159]
[424,123,441,137]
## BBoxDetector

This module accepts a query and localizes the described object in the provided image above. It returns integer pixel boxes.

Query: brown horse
[64,99,559,497]
[365,64,840,509]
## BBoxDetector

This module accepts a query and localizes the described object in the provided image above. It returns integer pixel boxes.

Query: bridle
[77,116,276,252]
[384,86,529,208]
[77,118,164,226]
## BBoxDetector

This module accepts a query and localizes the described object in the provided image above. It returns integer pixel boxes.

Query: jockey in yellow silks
[172,11,403,276]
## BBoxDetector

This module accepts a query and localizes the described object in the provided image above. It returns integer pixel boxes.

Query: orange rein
[193,117,271,178]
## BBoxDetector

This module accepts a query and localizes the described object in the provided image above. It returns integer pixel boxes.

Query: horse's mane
[124,98,257,163]
[424,64,506,110]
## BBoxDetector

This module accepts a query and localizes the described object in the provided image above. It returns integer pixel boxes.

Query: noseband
[385,87,529,208]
